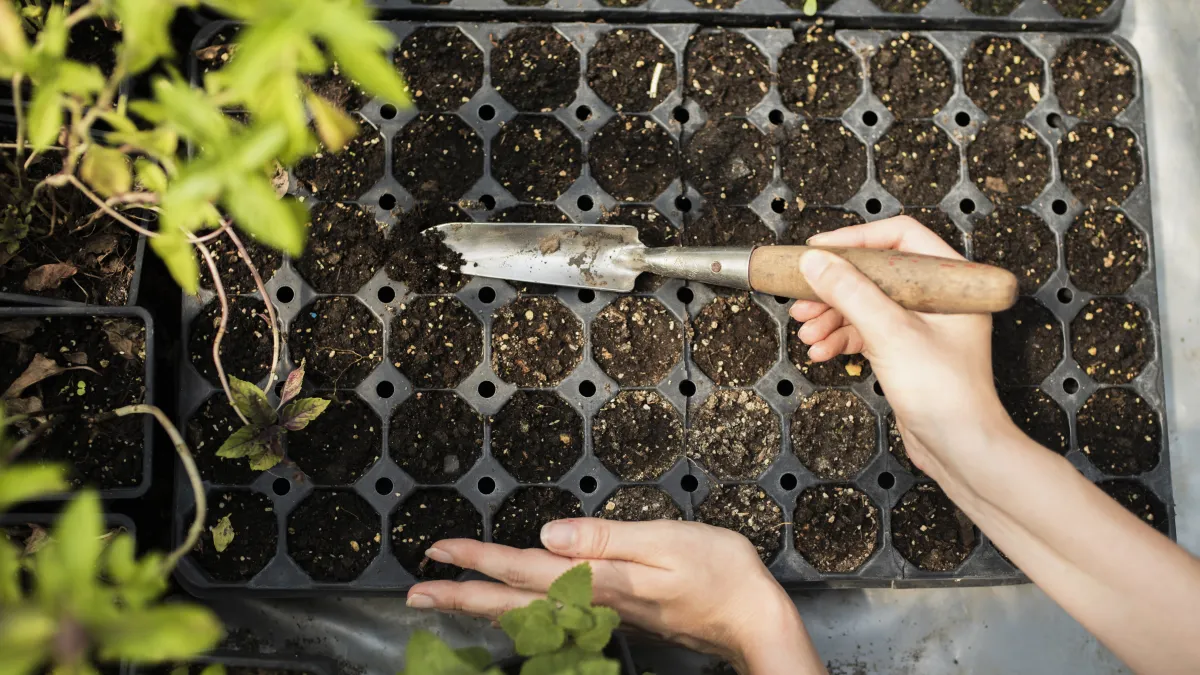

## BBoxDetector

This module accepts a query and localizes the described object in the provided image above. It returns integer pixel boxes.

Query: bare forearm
[737,598,826,675]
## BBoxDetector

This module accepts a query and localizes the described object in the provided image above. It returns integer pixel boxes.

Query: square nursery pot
[1,306,156,502]
[171,23,1171,595]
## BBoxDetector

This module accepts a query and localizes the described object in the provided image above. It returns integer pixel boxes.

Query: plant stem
[11,75,26,162]
[225,228,281,392]
[194,235,250,426]
[63,174,158,238]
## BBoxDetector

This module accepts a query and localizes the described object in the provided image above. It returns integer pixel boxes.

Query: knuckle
[583,521,613,558]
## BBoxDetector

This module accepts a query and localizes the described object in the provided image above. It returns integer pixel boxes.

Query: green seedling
[216,360,330,471]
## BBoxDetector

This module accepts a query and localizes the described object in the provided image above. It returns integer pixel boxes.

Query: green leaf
[140,77,232,148]
[54,492,105,594]
[54,61,105,95]
[0,538,21,604]
[279,360,305,405]
[199,666,227,675]
[576,659,621,675]
[0,607,56,675]
[574,606,620,653]
[0,1,29,67]
[520,649,619,675]
[135,159,169,193]
[95,604,224,662]
[105,533,137,584]
[150,227,200,295]
[215,424,266,459]
[321,22,411,108]
[402,631,492,675]
[454,647,493,671]
[114,0,175,74]
[115,550,168,609]
[229,377,276,425]
[33,4,68,59]
[803,0,818,14]
[280,397,330,431]
[548,563,592,608]
[211,514,235,553]
[247,441,283,471]
[306,91,359,152]
[223,178,307,257]
[81,146,133,198]
[556,604,593,633]
[0,464,69,510]
[27,85,63,151]
[500,600,565,658]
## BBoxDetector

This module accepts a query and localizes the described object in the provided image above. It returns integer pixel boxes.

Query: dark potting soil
[688,390,781,480]
[492,487,584,549]
[1099,480,1168,535]
[193,490,277,582]
[869,0,931,12]
[691,292,778,387]
[971,207,1057,295]
[685,118,773,203]
[791,390,877,480]
[991,298,1064,387]
[685,31,770,117]
[999,387,1069,454]
[1065,210,1147,295]
[490,203,570,223]
[1077,388,1160,475]
[490,27,580,112]
[194,27,239,74]
[794,486,880,573]
[199,228,282,296]
[1071,298,1150,384]
[2,316,145,488]
[391,296,483,389]
[587,30,677,113]
[491,296,583,387]
[391,489,483,580]
[288,490,380,582]
[901,207,966,255]
[287,297,383,389]
[593,390,683,482]
[1060,124,1142,207]
[387,203,471,294]
[492,116,581,202]
[781,206,863,245]
[189,296,273,384]
[292,125,386,202]
[305,64,370,113]
[286,395,381,485]
[959,0,1021,15]
[787,322,872,386]
[187,395,263,485]
[685,204,775,247]
[491,390,583,483]
[592,296,683,386]
[695,484,784,564]
[891,484,977,572]
[1053,40,1135,120]
[389,391,482,484]
[589,116,678,203]
[597,486,682,522]
[780,120,867,205]
[968,122,1051,206]
[870,35,952,119]
[392,114,483,202]
[875,121,959,206]
[67,19,119,76]
[1048,0,1113,19]
[887,412,924,477]
[296,202,387,294]
[963,37,1045,120]
[778,26,861,119]
[395,27,484,111]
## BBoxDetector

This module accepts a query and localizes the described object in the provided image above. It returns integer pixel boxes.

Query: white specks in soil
[688,389,781,480]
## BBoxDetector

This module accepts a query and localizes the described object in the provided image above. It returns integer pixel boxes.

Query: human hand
[406,518,822,674]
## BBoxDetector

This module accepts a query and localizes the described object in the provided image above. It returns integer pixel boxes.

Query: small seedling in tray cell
[215,360,331,472]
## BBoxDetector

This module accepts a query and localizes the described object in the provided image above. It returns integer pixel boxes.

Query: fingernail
[800,249,832,280]
[407,593,435,609]
[806,232,833,244]
[425,547,453,564]
[541,521,575,550]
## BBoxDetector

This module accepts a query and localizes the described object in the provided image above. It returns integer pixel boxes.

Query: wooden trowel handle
[748,246,1018,314]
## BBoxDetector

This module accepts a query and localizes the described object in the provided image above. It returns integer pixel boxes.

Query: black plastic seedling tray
[128,652,338,675]
[173,22,1169,594]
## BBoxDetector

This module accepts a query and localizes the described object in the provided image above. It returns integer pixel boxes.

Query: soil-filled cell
[685,118,773,203]
[794,487,880,573]
[596,486,682,522]
[963,37,1045,120]
[869,0,931,12]
[386,203,471,294]
[305,65,370,112]
[287,395,380,485]
[297,202,387,294]
[792,390,877,480]
[1098,480,1168,535]
[392,114,483,202]
[590,117,678,203]
[490,204,570,224]
[1060,124,1142,207]
[1071,298,1150,384]
[189,296,273,384]
[491,296,583,387]
[688,390,781,480]
[492,487,584,549]
[389,391,483,484]
[971,207,1057,295]
[692,292,778,387]
[685,31,770,117]
[287,297,383,389]
[188,396,263,485]
[887,412,923,477]
[288,490,380,583]
[782,207,863,245]
[1048,0,1113,19]
[781,120,867,205]
[992,298,1064,386]
[969,123,1050,206]
[891,484,977,572]
[778,27,861,118]
[901,208,966,255]
[1052,40,1135,120]
[1000,387,1069,454]
[395,28,483,111]
[587,30,676,113]
[788,322,872,386]
[491,27,580,112]
[1065,210,1147,295]
[196,228,282,297]
[959,0,1021,15]
[493,116,581,202]
[391,489,483,580]
[491,391,583,483]
[870,36,952,119]
[1078,388,1160,475]
[391,297,483,389]
[599,204,678,248]
[594,390,683,482]
[685,205,775,247]
[875,121,959,206]
[193,490,277,582]
[694,484,783,564]
[592,297,683,386]
[292,125,386,201]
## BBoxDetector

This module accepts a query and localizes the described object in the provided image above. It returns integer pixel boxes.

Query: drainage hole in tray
[578,380,596,397]
[377,286,396,303]
[375,477,393,495]
[679,380,696,397]
[1063,377,1080,395]
[674,195,692,213]
[955,111,972,127]
[1052,199,1068,215]
[479,104,496,121]
[774,295,790,304]
[866,198,882,215]
[768,109,785,125]
[673,106,690,124]
[862,110,879,127]
[376,381,395,398]
[380,104,398,120]
[577,195,594,212]
[960,198,976,215]
[477,381,496,398]
[1047,113,1063,129]
[877,471,896,490]
[477,476,496,495]
[379,193,397,210]
[479,286,496,304]
[579,476,598,494]
[480,194,497,210]
[676,287,694,304]
[873,381,885,397]
[275,286,295,304]
[273,478,290,496]
[575,105,592,121]
[1057,287,1074,304]
[578,288,595,303]
[776,379,794,397]
[680,475,699,493]
[779,472,798,491]
[771,197,786,214]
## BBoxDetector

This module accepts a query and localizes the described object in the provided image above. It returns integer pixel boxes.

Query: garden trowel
[431,222,1019,314]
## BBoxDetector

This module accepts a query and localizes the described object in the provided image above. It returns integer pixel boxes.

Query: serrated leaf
[556,604,593,633]
[248,441,282,471]
[135,158,169,193]
[548,563,592,608]
[0,464,69,511]
[150,227,199,295]
[27,85,63,152]
[280,360,305,405]
[81,146,133,198]
[306,91,359,152]
[500,600,565,657]
[224,178,307,257]
[520,649,618,675]
[229,377,276,425]
[280,397,329,431]
[95,604,223,662]
[211,514,235,553]
[215,424,265,459]
[574,606,620,653]
[402,631,492,675]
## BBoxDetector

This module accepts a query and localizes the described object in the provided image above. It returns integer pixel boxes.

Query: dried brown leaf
[23,262,78,291]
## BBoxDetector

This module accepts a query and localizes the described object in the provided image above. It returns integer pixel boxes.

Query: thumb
[799,249,911,343]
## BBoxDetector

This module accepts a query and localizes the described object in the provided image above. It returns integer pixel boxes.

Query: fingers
[807,216,964,260]
[808,325,865,361]
[428,539,587,591]
[796,307,846,345]
[541,518,687,568]
[798,249,911,346]
[407,580,543,619]
[789,300,830,323]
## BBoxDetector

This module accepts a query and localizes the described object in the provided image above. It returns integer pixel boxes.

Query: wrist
[729,588,820,674]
